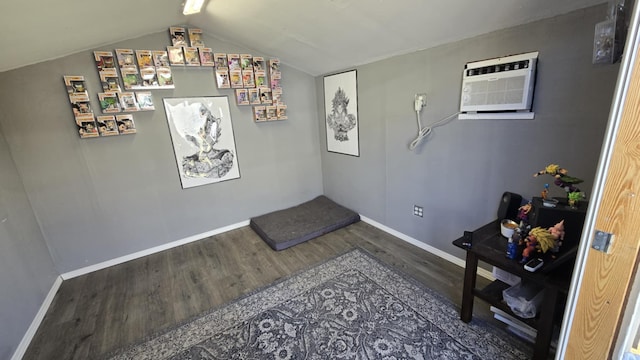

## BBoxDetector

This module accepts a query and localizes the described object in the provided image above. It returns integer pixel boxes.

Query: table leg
[461,252,478,323]
[533,287,559,360]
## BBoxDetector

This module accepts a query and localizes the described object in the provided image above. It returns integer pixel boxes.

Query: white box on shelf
[492,266,521,285]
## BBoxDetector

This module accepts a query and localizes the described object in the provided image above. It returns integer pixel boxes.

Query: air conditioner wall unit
[459,51,538,114]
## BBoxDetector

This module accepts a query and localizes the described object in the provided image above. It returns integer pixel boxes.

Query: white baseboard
[61,220,250,280]
[11,275,63,360]
[359,215,494,280]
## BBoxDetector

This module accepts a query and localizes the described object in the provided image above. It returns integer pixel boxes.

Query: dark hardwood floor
[23,221,498,359]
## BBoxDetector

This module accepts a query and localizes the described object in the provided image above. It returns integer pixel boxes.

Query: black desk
[453,220,573,360]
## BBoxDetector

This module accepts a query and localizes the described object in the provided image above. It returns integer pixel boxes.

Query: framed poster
[163,97,240,189]
[323,70,359,156]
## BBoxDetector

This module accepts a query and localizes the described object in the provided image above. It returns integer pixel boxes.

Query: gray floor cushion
[249,195,360,251]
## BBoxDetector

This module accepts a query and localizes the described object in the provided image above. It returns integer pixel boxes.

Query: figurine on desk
[519,220,566,263]
[520,233,540,263]
[517,202,532,223]
[541,184,550,200]
[534,163,584,195]
[548,219,566,255]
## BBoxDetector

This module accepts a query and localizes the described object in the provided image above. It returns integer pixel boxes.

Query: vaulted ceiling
[1,0,607,76]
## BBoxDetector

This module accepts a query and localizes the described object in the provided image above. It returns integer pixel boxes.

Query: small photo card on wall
[170,26,187,46]
[96,115,119,136]
[168,46,185,66]
[269,58,280,77]
[242,70,255,88]
[118,92,139,112]
[235,89,249,106]
[253,106,267,122]
[248,88,260,105]
[99,69,121,92]
[277,105,287,120]
[272,88,283,105]
[71,98,93,118]
[259,87,272,104]
[152,50,170,67]
[215,69,230,89]
[139,67,158,87]
[116,49,136,68]
[157,67,174,88]
[136,92,155,111]
[76,114,99,138]
[135,50,154,69]
[188,28,204,47]
[241,54,253,70]
[184,47,201,66]
[199,48,215,66]
[227,54,241,71]
[116,114,136,135]
[266,105,277,121]
[121,68,142,90]
[214,53,228,69]
[98,92,121,113]
[252,56,266,71]
[94,51,116,72]
[254,71,267,88]
[230,70,243,88]
[64,75,89,102]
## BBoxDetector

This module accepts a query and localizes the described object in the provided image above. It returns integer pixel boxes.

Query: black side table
[453,220,573,360]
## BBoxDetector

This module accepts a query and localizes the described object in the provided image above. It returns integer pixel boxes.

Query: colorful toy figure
[534,164,584,194]
[541,183,550,200]
[520,226,557,263]
[568,191,584,208]
[517,202,532,222]
[520,234,539,263]
[548,220,565,253]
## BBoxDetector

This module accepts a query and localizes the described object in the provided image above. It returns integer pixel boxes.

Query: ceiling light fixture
[183,0,205,15]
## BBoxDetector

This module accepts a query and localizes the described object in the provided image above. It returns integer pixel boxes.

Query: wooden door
[562,15,640,359]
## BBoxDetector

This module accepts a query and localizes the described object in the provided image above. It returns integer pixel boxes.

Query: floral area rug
[108,249,530,360]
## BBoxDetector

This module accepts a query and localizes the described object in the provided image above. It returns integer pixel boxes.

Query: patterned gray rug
[108,249,531,359]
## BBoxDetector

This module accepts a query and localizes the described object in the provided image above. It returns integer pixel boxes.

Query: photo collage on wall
[217,54,286,122]
[247,57,286,122]
[66,27,288,138]
[164,27,289,122]
[163,26,288,123]
[167,27,214,67]
[66,49,170,139]
[94,50,164,116]
[64,74,139,138]
[64,75,99,138]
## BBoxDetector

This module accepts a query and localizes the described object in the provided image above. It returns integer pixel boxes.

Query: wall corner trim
[11,275,63,360]
[61,220,250,280]
[359,215,494,280]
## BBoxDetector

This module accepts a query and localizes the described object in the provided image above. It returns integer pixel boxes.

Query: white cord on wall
[409,105,459,151]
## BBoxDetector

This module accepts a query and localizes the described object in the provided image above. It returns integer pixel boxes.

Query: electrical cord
[409,110,460,150]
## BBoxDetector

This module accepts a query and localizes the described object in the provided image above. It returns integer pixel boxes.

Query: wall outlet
[413,205,423,217]
[414,93,427,111]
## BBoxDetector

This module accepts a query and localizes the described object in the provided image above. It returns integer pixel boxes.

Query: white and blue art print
[163,96,240,189]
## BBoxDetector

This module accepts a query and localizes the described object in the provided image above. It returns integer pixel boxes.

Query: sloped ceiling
[0,0,607,76]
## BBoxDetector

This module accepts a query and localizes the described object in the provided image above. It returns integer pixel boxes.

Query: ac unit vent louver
[459,52,538,118]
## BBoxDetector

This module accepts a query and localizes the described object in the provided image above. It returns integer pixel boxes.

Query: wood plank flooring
[23,221,498,359]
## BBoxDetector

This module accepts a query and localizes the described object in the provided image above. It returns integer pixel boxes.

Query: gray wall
[318,5,620,259]
[0,5,621,357]
[0,31,323,274]
[0,127,58,359]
